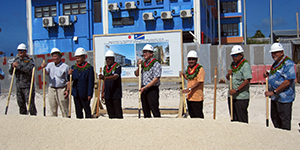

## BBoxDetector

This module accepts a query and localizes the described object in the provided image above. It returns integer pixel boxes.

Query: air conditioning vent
[143,12,154,20]
[161,11,172,19]
[125,1,136,9]
[180,10,192,18]
[59,16,71,26]
[108,3,119,11]
[43,17,55,27]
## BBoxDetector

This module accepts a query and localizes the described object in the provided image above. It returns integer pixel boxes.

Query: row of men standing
[7,43,295,131]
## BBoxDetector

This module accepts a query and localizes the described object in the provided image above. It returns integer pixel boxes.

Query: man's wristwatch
[235,88,239,92]
[273,90,277,94]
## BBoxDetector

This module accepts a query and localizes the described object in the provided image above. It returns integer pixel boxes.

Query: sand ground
[0,84,299,149]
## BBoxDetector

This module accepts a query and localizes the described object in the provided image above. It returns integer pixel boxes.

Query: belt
[50,86,66,89]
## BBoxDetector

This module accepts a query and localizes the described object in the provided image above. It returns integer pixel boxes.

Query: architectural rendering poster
[93,30,182,78]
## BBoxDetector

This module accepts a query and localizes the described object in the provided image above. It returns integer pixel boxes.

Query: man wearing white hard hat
[41,48,70,117]
[69,47,94,118]
[226,45,252,123]
[263,43,295,130]
[180,50,205,118]
[135,44,162,118]
[9,43,37,115]
[99,50,123,119]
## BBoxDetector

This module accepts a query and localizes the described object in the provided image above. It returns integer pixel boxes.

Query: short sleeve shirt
[45,61,70,88]
[103,64,122,99]
[228,61,252,99]
[141,60,162,86]
[187,67,205,101]
[268,59,295,103]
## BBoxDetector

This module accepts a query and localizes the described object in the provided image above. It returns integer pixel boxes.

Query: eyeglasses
[231,54,239,57]
[188,58,197,61]
[18,50,26,52]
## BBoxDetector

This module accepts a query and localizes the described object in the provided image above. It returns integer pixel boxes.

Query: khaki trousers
[48,86,69,117]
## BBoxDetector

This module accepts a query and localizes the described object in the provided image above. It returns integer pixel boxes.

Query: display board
[93,30,183,78]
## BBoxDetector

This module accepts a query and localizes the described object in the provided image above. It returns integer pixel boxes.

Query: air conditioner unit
[125,1,136,9]
[43,17,55,27]
[143,12,154,20]
[59,16,71,26]
[161,11,172,19]
[108,3,119,11]
[180,10,192,18]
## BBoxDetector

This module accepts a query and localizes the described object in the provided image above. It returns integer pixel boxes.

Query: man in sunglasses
[9,43,37,115]
[180,50,205,118]
[135,44,162,118]
[99,50,123,119]
[226,45,252,123]
[263,43,295,130]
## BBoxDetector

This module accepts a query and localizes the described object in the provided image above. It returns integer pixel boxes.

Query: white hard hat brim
[142,49,153,52]
[230,52,243,55]
[269,49,284,53]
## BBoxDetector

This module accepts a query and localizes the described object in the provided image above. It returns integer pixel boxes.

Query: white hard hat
[142,44,154,52]
[50,48,61,55]
[17,43,27,50]
[105,50,115,57]
[74,47,87,56]
[187,50,198,58]
[269,43,284,53]
[230,45,244,55]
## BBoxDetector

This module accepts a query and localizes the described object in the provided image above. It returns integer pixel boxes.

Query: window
[35,5,56,18]
[94,1,102,23]
[63,2,86,15]
[221,24,239,37]
[113,17,134,26]
[220,1,237,13]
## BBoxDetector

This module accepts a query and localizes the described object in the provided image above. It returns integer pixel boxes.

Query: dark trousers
[271,100,293,130]
[106,98,123,119]
[74,97,91,119]
[228,98,249,123]
[16,87,37,115]
[187,100,204,118]
[141,86,161,118]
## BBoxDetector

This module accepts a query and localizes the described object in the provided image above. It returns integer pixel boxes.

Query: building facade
[29,0,244,54]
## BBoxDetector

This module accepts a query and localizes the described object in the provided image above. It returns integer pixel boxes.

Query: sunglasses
[188,58,197,61]
[106,57,114,60]
[18,50,26,52]
[231,54,239,57]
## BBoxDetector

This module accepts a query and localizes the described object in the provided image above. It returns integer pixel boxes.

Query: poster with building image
[136,42,170,66]
[94,30,182,78]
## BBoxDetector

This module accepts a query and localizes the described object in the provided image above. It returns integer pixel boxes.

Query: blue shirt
[268,58,296,103]
[45,61,70,88]
[0,68,4,94]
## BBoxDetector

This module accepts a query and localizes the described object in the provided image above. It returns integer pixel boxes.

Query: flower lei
[185,64,202,79]
[270,56,291,75]
[74,62,91,73]
[143,58,158,71]
[230,59,248,73]
[103,62,120,76]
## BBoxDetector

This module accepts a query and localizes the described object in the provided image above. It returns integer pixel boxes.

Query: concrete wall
[182,43,293,84]
[0,51,93,93]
